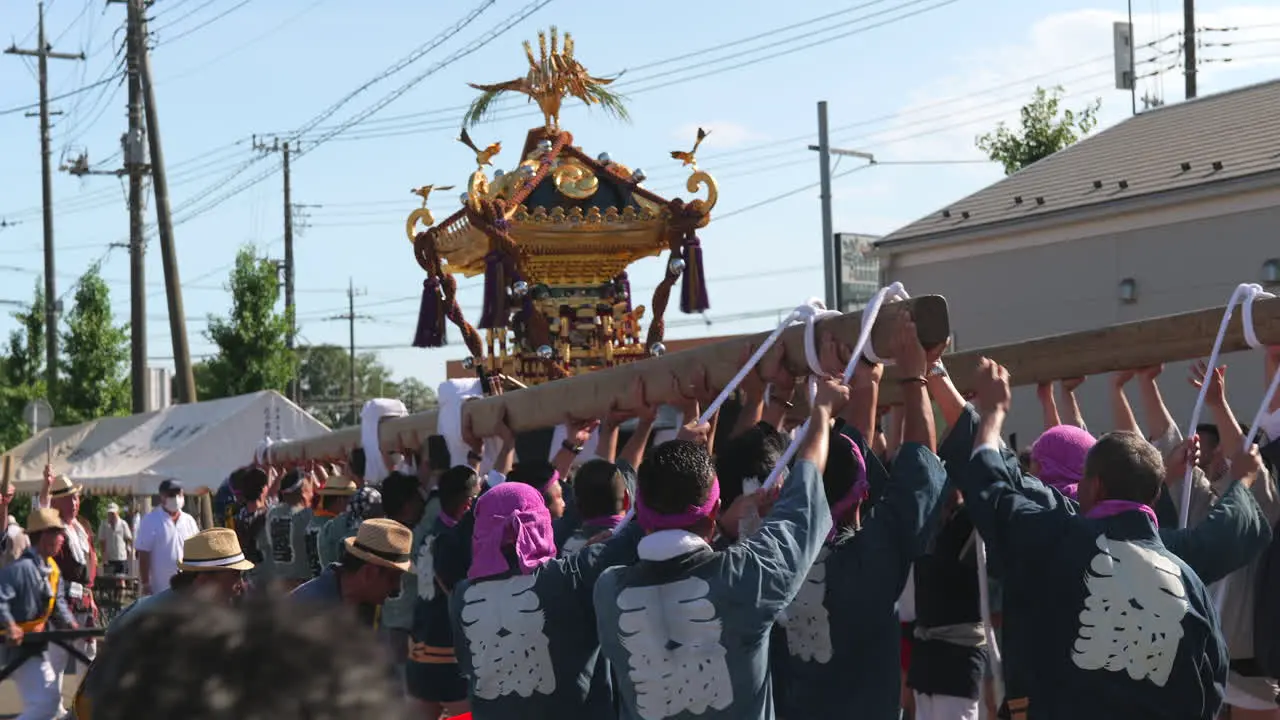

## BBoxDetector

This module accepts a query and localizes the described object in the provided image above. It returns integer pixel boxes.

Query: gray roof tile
[877,79,1280,246]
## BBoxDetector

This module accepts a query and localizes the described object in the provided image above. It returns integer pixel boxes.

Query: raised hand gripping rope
[1179,283,1280,529]
[611,284,911,534]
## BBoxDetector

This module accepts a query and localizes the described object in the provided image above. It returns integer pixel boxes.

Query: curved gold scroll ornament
[551,157,599,200]
[686,170,718,227]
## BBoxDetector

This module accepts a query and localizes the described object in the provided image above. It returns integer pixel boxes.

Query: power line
[167,0,554,227]
[153,0,258,46]
[287,0,498,142]
[0,72,121,116]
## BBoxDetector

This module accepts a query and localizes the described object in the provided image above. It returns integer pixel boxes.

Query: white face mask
[163,495,185,513]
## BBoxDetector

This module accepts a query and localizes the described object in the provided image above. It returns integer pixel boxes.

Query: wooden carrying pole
[262,297,949,464]
[879,296,1280,404]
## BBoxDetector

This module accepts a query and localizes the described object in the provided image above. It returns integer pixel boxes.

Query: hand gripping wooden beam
[262,296,950,464]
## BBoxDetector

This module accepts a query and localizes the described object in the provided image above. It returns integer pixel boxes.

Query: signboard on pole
[834,233,881,312]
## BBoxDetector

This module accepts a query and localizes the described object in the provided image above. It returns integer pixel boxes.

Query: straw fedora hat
[177,528,255,572]
[343,518,412,571]
[26,508,65,534]
[319,474,358,497]
[49,474,82,498]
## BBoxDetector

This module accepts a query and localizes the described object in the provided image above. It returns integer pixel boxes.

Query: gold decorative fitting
[405,184,455,242]
[550,156,599,199]
[466,169,490,209]
[686,170,718,222]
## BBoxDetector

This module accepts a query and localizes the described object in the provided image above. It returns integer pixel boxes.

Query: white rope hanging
[975,529,1004,705]
[611,284,910,534]
[1179,283,1278,529]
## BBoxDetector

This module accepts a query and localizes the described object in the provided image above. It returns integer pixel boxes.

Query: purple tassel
[413,277,447,348]
[679,234,710,314]
[479,250,508,329]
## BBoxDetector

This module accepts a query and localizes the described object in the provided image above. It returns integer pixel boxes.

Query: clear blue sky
[2,0,1278,393]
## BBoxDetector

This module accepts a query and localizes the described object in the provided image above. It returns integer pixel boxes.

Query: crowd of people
[0,316,1278,720]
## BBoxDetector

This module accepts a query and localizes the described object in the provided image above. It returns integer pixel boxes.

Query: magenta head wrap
[827,431,869,538]
[634,478,721,532]
[468,483,557,581]
[1031,425,1096,499]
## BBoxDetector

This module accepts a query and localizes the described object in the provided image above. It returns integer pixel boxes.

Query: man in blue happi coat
[450,479,643,719]
[958,357,1229,719]
[777,320,947,720]
[593,368,857,720]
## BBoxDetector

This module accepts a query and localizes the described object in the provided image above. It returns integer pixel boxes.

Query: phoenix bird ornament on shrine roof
[458,128,502,167]
[671,127,710,168]
[462,27,629,131]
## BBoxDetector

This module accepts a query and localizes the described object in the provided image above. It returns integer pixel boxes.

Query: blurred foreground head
[83,592,404,720]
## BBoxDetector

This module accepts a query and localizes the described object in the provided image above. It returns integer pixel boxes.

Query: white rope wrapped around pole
[1179,283,1277,529]
[611,284,909,534]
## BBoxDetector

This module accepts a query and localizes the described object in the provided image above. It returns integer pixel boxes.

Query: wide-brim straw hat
[49,474,82,499]
[177,528,255,572]
[26,508,65,534]
[319,475,358,497]
[343,518,412,572]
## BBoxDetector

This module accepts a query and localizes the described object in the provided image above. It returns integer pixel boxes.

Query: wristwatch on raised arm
[561,440,584,455]
[928,361,948,378]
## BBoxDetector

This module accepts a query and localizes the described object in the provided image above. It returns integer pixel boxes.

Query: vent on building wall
[1212,161,1224,171]
[961,211,970,219]
[1118,277,1138,304]
[941,209,951,218]
[1118,180,1129,189]
[1014,195,1023,205]
[1264,258,1280,286]
[1093,180,1103,189]
[1035,196,1045,206]
[1180,162,1192,172]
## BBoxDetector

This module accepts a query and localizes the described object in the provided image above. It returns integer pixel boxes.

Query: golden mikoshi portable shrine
[407,28,718,387]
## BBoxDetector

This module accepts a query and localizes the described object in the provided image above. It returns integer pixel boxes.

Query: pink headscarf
[827,431,869,539]
[1031,425,1096,500]
[468,483,556,581]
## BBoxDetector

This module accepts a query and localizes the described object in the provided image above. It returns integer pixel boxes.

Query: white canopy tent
[2,391,329,496]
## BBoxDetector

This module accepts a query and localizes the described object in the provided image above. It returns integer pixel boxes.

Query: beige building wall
[880,201,1280,448]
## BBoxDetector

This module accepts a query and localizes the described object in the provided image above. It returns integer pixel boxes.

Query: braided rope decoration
[412,229,485,361]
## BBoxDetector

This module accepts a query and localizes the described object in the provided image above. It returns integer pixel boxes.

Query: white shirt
[97,516,133,563]
[135,507,199,594]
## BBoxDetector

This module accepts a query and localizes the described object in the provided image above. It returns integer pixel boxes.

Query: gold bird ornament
[405,185,456,241]
[459,128,502,167]
[670,127,710,168]
[411,185,456,207]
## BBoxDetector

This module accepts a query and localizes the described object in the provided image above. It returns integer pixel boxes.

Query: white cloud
[672,121,766,150]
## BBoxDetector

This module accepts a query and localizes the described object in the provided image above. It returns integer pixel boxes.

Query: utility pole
[62,0,146,412]
[816,101,835,311]
[1184,0,1197,99]
[125,0,147,413]
[809,103,875,313]
[253,136,298,402]
[136,1,196,403]
[348,278,356,424]
[324,280,370,425]
[6,1,85,399]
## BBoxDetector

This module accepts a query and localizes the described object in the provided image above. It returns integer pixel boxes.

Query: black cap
[158,479,183,495]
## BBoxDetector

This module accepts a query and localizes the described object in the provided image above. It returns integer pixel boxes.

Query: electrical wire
[153,0,259,47]
[287,0,498,142]
[167,0,554,227]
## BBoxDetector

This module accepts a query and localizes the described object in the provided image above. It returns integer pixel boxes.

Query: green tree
[977,85,1101,175]
[202,246,295,399]
[0,281,47,451]
[295,345,434,427]
[396,376,437,413]
[58,267,130,425]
